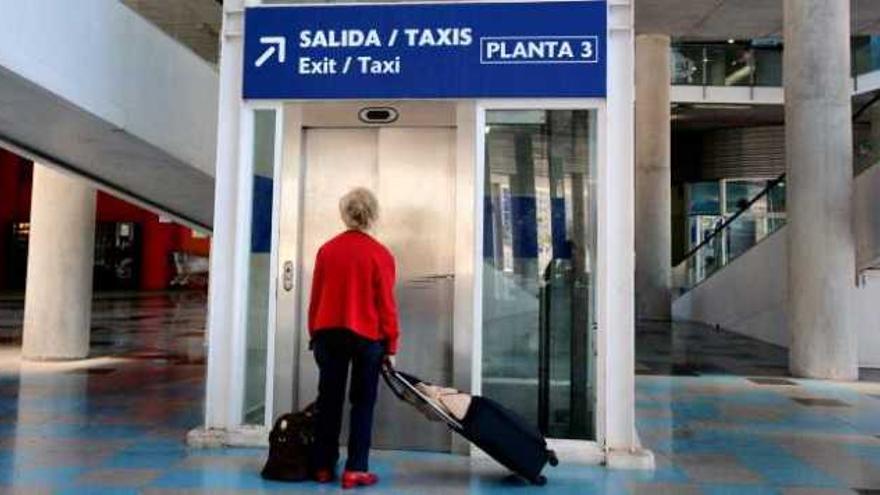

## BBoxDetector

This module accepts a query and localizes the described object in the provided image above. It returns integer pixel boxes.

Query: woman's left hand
[384,354,396,368]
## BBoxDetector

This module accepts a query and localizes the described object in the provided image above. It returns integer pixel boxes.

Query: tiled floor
[2,294,880,493]
[635,321,880,495]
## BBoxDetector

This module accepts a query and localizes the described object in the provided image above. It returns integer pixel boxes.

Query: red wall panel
[1,155,210,291]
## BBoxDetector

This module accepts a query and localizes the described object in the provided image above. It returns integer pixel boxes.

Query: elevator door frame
[255,98,609,459]
[270,101,475,452]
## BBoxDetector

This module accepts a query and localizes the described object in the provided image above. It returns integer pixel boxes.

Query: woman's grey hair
[339,187,379,231]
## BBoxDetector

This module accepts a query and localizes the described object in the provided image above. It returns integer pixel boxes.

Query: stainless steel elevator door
[298,127,456,452]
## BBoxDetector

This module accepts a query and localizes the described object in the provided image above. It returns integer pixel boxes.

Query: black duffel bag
[261,403,317,481]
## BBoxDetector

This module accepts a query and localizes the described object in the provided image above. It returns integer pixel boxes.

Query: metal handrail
[678,74,880,282]
[681,173,786,261]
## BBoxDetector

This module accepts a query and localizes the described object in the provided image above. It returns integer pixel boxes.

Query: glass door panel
[243,109,278,424]
[482,109,597,440]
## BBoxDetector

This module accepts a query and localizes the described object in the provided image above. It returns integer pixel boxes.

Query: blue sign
[243,1,607,99]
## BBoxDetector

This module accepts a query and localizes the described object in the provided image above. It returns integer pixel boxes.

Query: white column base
[187,426,269,448]
[606,447,656,470]
[187,428,656,471]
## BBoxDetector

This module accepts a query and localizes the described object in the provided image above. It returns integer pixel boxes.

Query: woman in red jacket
[308,187,399,489]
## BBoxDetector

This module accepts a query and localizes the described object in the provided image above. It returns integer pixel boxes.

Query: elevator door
[297,127,456,452]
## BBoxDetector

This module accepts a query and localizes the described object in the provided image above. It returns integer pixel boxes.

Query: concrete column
[784,0,858,380]
[635,34,672,320]
[22,165,96,360]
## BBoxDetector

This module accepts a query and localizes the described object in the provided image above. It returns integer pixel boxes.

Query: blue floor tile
[56,488,140,495]
[0,466,90,487]
[150,467,292,490]
[735,452,842,487]
[103,452,187,469]
[702,484,781,495]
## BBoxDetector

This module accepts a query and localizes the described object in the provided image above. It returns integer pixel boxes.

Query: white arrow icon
[255,36,286,67]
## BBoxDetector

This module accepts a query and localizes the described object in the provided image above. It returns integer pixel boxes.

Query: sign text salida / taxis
[243,1,607,99]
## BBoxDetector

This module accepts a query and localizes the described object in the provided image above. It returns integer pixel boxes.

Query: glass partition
[671,44,705,85]
[243,109,277,424]
[683,178,786,290]
[684,181,723,273]
[482,109,597,440]
[672,42,782,87]
[673,37,880,87]
[855,106,880,175]
[853,36,880,76]
[704,45,754,86]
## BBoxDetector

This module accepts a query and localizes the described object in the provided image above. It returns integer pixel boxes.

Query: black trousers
[312,329,384,472]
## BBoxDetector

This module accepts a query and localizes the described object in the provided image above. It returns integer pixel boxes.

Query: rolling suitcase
[381,365,558,485]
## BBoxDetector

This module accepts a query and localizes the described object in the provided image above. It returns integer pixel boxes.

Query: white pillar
[634,34,672,321]
[204,0,246,429]
[22,165,96,360]
[784,0,858,380]
[602,0,653,469]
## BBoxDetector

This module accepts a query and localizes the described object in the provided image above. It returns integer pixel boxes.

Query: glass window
[686,182,721,216]
[670,42,782,87]
[482,109,597,440]
[704,45,755,87]
[243,109,277,424]
[671,45,705,85]
[753,47,782,86]
[724,179,769,214]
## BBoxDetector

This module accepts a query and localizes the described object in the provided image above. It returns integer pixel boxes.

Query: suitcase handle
[380,363,410,401]
[380,364,465,432]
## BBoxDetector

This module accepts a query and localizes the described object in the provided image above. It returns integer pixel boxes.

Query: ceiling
[121,1,880,65]
[122,0,222,64]
[0,65,215,229]
[637,0,880,39]
[117,0,880,134]
[671,88,880,133]
[672,104,783,132]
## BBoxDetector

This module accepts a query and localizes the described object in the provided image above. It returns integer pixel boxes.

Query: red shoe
[313,469,335,483]
[341,470,378,489]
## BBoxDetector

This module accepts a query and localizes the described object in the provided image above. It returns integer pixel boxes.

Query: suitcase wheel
[532,475,547,486]
[547,450,559,467]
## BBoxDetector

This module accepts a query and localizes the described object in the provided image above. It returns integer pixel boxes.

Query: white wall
[0,0,218,176]
[855,273,880,368]
[673,226,880,368]
[671,85,784,105]
[673,229,788,347]
[855,161,880,271]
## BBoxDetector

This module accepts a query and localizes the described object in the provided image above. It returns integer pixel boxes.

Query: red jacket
[308,230,400,354]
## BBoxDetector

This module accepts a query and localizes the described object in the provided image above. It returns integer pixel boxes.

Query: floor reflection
[0,295,880,492]
[636,321,880,494]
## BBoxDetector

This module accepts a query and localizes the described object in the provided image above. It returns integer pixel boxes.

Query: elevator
[273,102,463,451]
[299,127,456,451]
[204,0,645,467]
